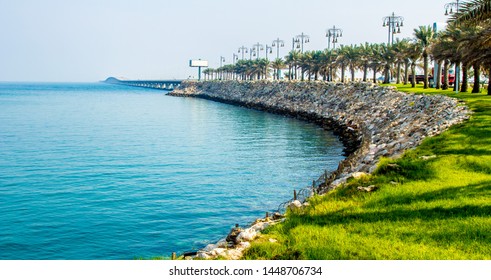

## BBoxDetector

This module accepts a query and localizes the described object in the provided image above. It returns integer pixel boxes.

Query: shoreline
[168,80,470,259]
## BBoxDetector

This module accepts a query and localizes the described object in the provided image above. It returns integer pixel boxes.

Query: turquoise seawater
[0,83,344,259]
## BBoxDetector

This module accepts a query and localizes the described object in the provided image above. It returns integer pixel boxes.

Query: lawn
[242,84,491,260]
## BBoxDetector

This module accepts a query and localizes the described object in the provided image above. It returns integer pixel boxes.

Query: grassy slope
[242,84,491,260]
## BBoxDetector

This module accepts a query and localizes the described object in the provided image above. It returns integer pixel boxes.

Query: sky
[0,0,451,82]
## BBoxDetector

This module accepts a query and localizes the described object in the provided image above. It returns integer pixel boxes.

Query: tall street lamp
[272,38,285,59]
[265,45,273,60]
[295,33,310,53]
[238,46,248,60]
[249,48,256,60]
[444,0,461,93]
[253,43,264,60]
[219,56,225,80]
[220,56,225,68]
[233,54,239,64]
[326,25,343,49]
[382,12,404,45]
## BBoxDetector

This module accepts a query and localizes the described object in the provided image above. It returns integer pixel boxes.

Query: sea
[0,82,344,259]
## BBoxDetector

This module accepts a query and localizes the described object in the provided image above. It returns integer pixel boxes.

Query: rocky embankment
[169,80,470,259]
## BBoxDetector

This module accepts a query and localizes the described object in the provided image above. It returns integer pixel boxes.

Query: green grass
[242,84,491,260]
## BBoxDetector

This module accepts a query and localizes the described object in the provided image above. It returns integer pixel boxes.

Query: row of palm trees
[203,0,490,95]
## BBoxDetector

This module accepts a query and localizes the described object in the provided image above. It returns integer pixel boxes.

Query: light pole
[219,56,225,80]
[253,43,264,60]
[445,0,460,15]
[249,48,256,60]
[295,33,310,53]
[233,54,239,64]
[382,12,404,45]
[326,25,343,49]
[265,45,273,60]
[238,46,248,60]
[444,0,461,93]
[272,38,285,59]
[220,56,225,67]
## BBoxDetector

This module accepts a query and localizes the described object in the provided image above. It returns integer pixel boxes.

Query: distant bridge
[104,77,183,91]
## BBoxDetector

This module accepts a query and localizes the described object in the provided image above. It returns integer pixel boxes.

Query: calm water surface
[0,83,344,259]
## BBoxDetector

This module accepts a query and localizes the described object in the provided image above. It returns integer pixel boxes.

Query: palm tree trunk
[443,60,449,90]
[383,65,390,84]
[461,63,468,93]
[488,67,491,96]
[363,64,368,82]
[472,63,481,93]
[423,54,429,89]
[341,64,346,83]
[350,66,355,82]
[435,61,442,89]
[411,64,416,88]
[396,62,402,84]
[404,62,409,85]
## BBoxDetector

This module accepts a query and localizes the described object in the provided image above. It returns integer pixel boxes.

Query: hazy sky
[0,0,450,82]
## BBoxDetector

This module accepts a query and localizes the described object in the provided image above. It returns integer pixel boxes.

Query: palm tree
[379,43,396,84]
[393,39,412,84]
[459,25,488,93]
[336,45,351,83]
[407,42,423,87]
[414,25,436,89]
[257,58,271,80]
[439,23,469,92]
[285,51,301,80]
[344,45,360,82]
[358,43,372,82]
[448,0,491,94]
[321,49,337,81]
[271,58,285,80]
[305,50,325,81]
[299,51,313,81]
[431,35,450,89]
[368,43,383,83]
[452,0,491,24]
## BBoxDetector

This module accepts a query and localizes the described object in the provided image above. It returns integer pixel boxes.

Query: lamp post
[445,0,460,15]
[238,46,248,60]
[272,38,285,59]
[265,45,273,60]
[326,25,343,49]
[295,33,310,53]
[444,0,461,93]
[219,56,225,80]
[233,54,239,64]
[249,48,256,60]
[382,12,404,45]
[253,43,264,60]
[220,56,225,68]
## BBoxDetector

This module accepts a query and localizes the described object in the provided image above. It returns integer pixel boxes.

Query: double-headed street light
[249,48,256,60]
[219,56,225,80]
[272,38,285,59]
[265,45,273,60]
[295,33,310,53]
[238,46,248,60]
[382,12,404,45]
[444,0,462,93]
[253,43,264,60]
[326,25,343,49]
[445,0,460,15]
[233,54,239,64]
